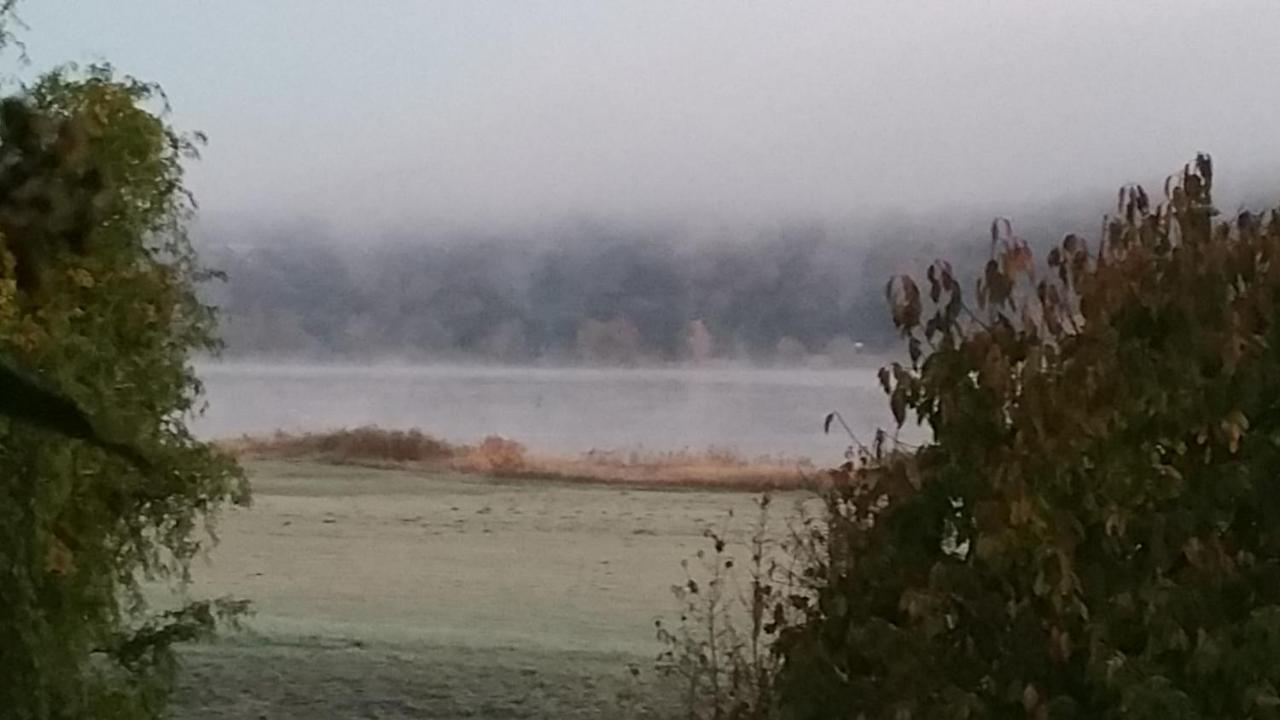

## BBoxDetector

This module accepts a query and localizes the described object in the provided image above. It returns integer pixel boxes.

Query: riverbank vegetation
[223,426,815,491]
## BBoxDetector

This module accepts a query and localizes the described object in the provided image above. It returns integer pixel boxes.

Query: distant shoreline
[195,356,900,378]
[221,427,826,492]
[192,361,898,465]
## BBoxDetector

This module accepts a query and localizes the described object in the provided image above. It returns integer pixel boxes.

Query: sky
[16,1,1280,234]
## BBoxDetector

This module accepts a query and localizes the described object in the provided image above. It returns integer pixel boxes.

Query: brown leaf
[890,388,907,427]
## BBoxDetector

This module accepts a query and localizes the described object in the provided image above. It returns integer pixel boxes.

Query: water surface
[196,362,899,461]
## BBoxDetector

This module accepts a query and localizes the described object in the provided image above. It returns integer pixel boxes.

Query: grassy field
[169,459,804,719]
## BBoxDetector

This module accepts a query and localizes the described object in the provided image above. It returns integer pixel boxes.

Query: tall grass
[222,426,815,490]
[224,427,454,462]
[654,495,811,720]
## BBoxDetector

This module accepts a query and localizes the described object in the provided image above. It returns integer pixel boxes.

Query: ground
[168,460,802,719]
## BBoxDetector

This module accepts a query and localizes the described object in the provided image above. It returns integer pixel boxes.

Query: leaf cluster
[775,156,1280,719]
[0,65,245,720]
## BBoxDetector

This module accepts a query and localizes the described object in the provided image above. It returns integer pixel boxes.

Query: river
[194,362,903,462]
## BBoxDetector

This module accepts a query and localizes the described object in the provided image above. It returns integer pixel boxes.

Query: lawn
[169,460,804,718]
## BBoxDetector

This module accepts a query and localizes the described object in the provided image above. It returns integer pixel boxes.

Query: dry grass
[221,426,816,491]
[218,427,454,463]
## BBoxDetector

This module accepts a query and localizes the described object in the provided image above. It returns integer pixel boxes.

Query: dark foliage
[774,157,1280,719]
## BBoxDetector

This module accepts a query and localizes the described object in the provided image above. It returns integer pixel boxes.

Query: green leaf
[0,354,150,470]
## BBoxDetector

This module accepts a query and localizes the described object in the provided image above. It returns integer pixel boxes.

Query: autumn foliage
[774,156,1280,719]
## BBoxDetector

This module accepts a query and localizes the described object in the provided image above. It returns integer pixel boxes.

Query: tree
[0,65,246,719]
[775,157,1280,719]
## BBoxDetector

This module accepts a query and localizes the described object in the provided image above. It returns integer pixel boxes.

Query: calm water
[194,362,903,461]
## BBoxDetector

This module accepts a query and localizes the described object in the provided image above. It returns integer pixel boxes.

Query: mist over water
[195,362,897,461]
[24,2,1280,233]
[14,2,1280,718]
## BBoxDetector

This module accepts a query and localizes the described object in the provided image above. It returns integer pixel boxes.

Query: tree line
[199,205,1110,365]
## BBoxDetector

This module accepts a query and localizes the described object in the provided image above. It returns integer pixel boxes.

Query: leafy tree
[0,64,247,719]
[776,156,1280,719]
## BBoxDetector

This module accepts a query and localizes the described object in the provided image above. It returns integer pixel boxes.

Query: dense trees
[0,65,246,719]
[773,157,1280,718]
[203,212,1107,364]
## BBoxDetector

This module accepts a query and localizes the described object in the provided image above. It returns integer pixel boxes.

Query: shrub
[774,156,1280,719]
[237,426,455,464]
[657,496,800,720]
[469,435,528,473]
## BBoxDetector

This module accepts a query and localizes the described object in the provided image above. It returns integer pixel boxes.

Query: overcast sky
[17,1,1280,234]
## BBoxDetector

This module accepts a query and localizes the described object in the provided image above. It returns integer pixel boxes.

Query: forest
[199,199,1115,365]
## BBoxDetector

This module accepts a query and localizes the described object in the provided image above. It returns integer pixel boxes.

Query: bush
[235,426,455,464]
[0,66,246,719]
[656,496,804,720]
[773,156,1280,719]
[470,435,528,473]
